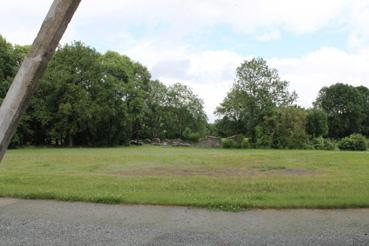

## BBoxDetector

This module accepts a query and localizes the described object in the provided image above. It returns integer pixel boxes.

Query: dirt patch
[253,165,317,176]
[118,167,256,177]
[269,168,317,176]
[117,166,317,177]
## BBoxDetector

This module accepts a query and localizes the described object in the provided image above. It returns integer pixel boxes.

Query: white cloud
[123,42,244,121]
[125,43,369,121]
[346,1,369,50]
[270,47,369,108]
[3,0,369,122]
[0,0,359,44]
[76,0,347,34]
[257,30,281,42]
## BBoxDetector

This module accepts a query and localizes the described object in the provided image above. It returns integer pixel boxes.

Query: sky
[2,0,369,122]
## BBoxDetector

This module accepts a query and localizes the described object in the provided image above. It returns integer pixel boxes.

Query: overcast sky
[2,0,369,121]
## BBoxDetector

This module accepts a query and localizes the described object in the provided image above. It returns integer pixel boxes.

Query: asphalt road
[1,198,369,245]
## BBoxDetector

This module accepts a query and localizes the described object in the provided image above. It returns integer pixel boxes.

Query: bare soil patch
[117,166,317,177]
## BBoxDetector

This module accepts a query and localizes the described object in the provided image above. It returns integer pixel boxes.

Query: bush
[302,143,314,150]
[9,133,21,149]
[222,138,237,149]
[306,109,328,138]
[338,134,368,151]
[185,132,201,142]
[183,128,201,142]
[312,137,335,150]
[241,138,251,149]
[221,135,252,149]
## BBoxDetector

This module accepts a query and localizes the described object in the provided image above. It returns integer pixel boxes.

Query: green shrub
[186,132,201,142]
[222,138,237,149]
[338,134,368,151]
[222,135,251,149]
[9,133,21,149]
[241,138,251,149]
[302,143,314,150]
[229,135,244,143]
[312,137,335,150]
[183,128,201,142]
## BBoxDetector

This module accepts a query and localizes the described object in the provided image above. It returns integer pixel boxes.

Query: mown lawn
[1,146,369,210]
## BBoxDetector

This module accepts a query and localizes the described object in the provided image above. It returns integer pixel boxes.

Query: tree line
[1,35,369,149]
[0,36,207,146]
[214,58,369,150]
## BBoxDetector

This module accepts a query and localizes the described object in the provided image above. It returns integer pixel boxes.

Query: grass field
[1,146,369,210]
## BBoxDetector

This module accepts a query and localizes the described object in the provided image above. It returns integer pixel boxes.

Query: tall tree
[216,57,297,142]
[315,83,364,138]
[3,37,209,146]
[164,83,207,139]
[254,106,308,149]
[0,38,31,147]
[39,42,102,146]
[356,86,369,137]
[144,80,169,138]
[98,51,146,145]
[306,109,328,138]
[272,106,308,149]
[0,36,16,103]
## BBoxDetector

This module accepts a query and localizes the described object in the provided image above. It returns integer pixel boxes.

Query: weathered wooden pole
[0,0,81,162]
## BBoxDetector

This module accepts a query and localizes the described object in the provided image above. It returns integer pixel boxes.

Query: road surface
[0,198,369,245]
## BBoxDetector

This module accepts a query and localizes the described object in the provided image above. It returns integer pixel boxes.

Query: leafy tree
[338,134,367,151]
[164,83,207,139]
[272,106,308,149]
[315,83,364,138]
[0,36,16,103]
[13,45,30,66]
[214,117,239,137]
[216,57,297,142]
[95,51,134,145]
[0,38,31,147]
[41,42,102,146]
[205,123,217,136]
[306,109,328,138]
[357,86,369,136]
[144,80,169,138]
[254,106,308,149]
[2,37,208,146]
[254,110,278,148]
[124,60,151,140]
[311,137,335,150]
[97,51,153,144]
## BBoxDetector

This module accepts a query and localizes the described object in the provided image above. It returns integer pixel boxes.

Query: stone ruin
[198,136,222,148]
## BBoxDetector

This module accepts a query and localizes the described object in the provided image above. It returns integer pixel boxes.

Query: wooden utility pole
[0,0,81,162]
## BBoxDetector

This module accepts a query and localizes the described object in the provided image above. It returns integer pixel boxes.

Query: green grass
[1,146,369,210]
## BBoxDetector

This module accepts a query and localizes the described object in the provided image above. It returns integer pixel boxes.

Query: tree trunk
[0,0,81,162]
[68,135,74,147]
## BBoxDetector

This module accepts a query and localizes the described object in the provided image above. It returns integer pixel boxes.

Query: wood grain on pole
[0,0,81,162]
